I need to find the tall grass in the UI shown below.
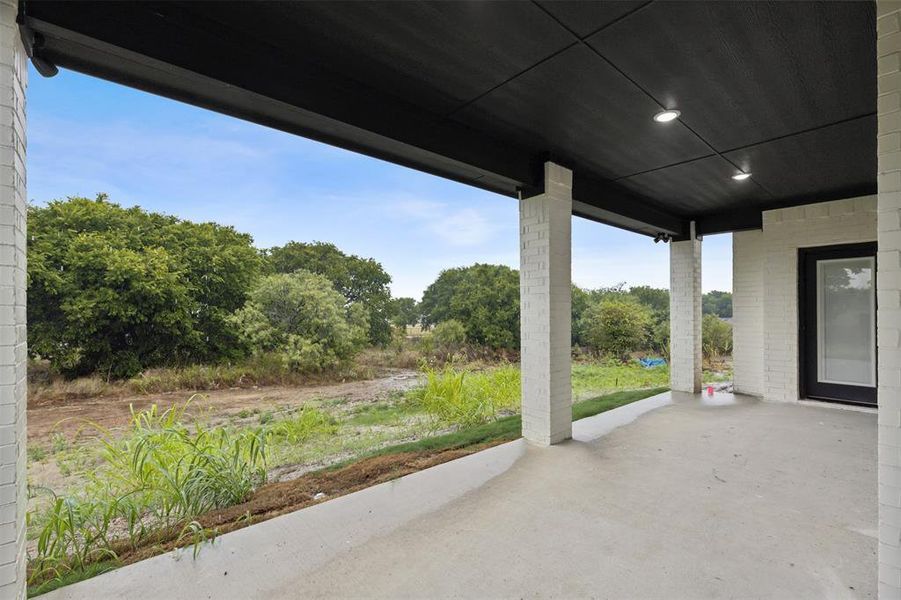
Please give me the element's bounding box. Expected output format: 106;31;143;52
28;353;375;402
28;401;269;587
409;366;520;427
267;407;338;444
100;403;268;518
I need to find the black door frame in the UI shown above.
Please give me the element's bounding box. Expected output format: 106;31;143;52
798;241;878;406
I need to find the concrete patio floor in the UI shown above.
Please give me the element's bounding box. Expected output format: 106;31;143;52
45;391;877;599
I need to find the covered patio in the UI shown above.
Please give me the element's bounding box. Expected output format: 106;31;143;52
41;391;877;599
0;0;897;597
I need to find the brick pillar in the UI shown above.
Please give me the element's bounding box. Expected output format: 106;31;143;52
878;3;901;597
731;230;764;397
669;228;702;394
520;162;572;446
0;2;26;598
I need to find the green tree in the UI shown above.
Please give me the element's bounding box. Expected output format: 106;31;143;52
28;196;262;378
628;286;670;356
265;241;393;345
572;285;591;346
420;264;520;349
231;270;368;372
629;286;670;316
702;314;733;359
702;290;733;318
389;297;420;328
578;296;652;359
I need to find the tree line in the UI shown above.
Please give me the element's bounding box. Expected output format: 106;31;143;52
417;272;731;360
28;196;732;379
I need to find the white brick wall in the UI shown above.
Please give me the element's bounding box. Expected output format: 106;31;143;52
732;198;877;403
670;236;702;393
0;2;26;598
770;198;875;403
879;2;901;597
732;230;764;396
520;162;572;446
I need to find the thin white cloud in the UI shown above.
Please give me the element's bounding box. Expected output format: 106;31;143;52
430;207;493;246
390;197;446;220
394;199;500;247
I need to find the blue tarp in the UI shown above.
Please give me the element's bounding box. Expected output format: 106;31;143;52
638;357;667;368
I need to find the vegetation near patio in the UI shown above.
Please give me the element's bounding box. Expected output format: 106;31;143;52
24;196;734;595
26;385;666;597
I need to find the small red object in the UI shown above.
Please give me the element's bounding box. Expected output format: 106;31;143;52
706;386;714;396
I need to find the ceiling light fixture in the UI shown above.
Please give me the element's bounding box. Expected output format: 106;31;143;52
732;172;752;181
653;109;680;123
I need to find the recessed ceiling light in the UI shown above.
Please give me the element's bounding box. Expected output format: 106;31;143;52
732;172;751;181
653;109;681;123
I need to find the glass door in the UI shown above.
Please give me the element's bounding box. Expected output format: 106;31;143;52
800;243;877;405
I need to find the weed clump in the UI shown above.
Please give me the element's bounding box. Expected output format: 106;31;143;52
409;365;520;427
28;400;267;588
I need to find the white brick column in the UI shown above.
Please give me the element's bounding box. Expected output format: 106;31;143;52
520;162;572;446
0;3;26;598
669;228;702;393
732;230;764;397
879;3;901;597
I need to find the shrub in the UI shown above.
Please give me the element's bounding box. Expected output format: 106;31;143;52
231;271;368;373
430;320;467;359
651;319;670;359
571;285;592;346
419;264;520;349
410;365;520;427
265;241;394;345
578;297;652;359
702;314;733;359
417;319;467;364
28;195;262;378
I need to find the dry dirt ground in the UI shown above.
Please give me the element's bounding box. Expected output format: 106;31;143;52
27;369;421;448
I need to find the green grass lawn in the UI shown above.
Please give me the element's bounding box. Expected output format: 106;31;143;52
571;361;670;400
572;359;731;400
329;386;670;469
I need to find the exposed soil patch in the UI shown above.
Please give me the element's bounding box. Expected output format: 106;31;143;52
27;369;420;447
96;442;502;570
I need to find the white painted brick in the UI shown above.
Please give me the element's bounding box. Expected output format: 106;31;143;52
670;237;702;393
880;5;901;598
0;4;24;597
732;230;765;396
732;196;877;403
520;162;572;446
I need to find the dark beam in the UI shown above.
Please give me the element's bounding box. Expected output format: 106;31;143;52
695;210;762;237
23;1;685;238
572;173;686;236
23;1;545;196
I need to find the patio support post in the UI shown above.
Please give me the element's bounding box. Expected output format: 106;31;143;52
0;2;26;598
878;2;901;597
520;162;572;446
669;223;702;393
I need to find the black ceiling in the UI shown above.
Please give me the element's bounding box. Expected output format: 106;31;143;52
19;0;877;237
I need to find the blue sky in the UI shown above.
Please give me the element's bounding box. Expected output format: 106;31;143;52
26;67;732;300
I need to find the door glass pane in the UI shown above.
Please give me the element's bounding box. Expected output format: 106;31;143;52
816;257;876;387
